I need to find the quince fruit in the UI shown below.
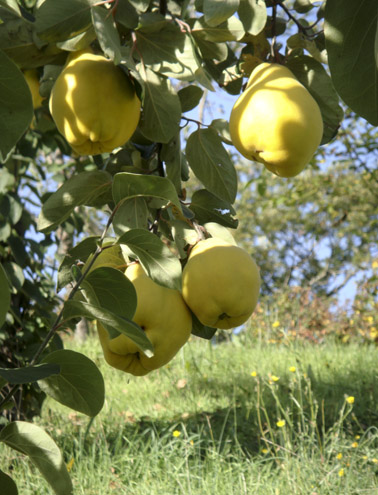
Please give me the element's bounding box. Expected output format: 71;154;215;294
229;62;323;177
182;238;260;330
97;263;192;376
24;69;44;109
49;51;141;156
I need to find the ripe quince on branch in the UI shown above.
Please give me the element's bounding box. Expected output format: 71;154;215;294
49;50;141;156
182;237;261;330
98;263;192;376
229;62;323;178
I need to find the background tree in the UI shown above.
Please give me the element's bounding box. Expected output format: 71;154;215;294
0;0;377;493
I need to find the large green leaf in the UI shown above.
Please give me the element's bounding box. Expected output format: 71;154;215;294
0;262;10;327
204;0;239;27
238;0;267;35
35;0;96;43
112;172;182;212
0;421;73;495
91;5;122;64
138;67;181;143
192;15;245;42
83;266;137;321
39;350;104;417
186;128;237;203
286;55;344;144
135;15;186;64
178;85;204;112
118;229;182;290
0;50;33;161
0;364;60;385
37;171;112;233
0;469;18;495
62;300;153;355
324;0;378;125
112;197;149;235
189;189;238;228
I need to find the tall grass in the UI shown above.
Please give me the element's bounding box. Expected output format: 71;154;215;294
3;330;378;494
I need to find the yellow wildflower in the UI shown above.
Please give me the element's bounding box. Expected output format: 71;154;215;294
172;430;181;438
271;375;280;382
251;371;257;377
272;320;280;328
336;453;343;460
351;442;358;448
276;420;286;428
338;468;345;477
289;366;296;373
346;396;355;404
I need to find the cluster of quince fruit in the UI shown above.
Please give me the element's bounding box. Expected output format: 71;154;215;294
29;50;322;177
92;237;260;376
28;51;323;375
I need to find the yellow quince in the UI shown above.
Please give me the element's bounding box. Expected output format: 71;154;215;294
229;62;323;177
182;237;260;330
97;263;192;376
49;51;141;156
24;69;44;109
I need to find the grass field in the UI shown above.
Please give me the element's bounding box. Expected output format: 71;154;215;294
3;329;378;494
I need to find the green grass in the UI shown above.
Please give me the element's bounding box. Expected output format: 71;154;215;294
3;332;378;494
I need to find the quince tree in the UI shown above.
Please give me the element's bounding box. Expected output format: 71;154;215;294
0;0;376;493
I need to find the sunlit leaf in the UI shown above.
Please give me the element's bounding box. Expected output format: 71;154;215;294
0;421;73;495
324;0;378;125
37;171;112;233
62;300;153;355
118;229;182;290
112;172;182;212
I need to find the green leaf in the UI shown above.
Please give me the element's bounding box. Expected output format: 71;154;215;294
178;85;204;112
0;50;33;161
0;0;21;17
37;171;112;233
2;261;24;292
112;172;182;212
83;266;137;321
35;0;96;43
293;0;315;14
0;421;73;495
91;5;122;64
135;16;185;65
0;364;60;385
0;470;18;495
204;0;239;27
286;55;344;144
238;0;267;35
324;0;378;125
39;349;104;417
62;300;153;356
0;262;11;327
118;229;182;290
58;236;100;291
186;128;237;203
138;67;181;143
203;222;238;245
189;189;238;228
192;15;245;42
191;312;217;339
112;197;149;235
